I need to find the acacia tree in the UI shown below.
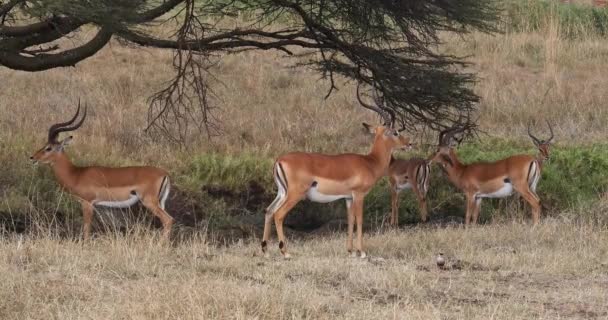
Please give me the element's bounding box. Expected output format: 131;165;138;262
0;0;498;142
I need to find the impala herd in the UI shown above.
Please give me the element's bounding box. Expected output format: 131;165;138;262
29;93;554;259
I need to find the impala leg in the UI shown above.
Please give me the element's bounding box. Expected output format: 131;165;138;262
352;195;366;258
472;197;482;224
413;185;428;223
346;199;355;257
142;198;174;240
465;195;475;226
262;210;273;255
273;197;299;259
80;201;94;241
390;188;399;227
515;185;541;225
262;192;286;256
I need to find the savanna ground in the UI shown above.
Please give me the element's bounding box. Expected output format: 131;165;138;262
1;1;608;319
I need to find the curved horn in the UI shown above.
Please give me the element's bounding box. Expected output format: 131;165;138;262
48;99;81;143
527;121;542;145
397;120;406;132
357;83;391;126
546;120;554;143
438;125;462;146
383;107;396;129
48;101;87;142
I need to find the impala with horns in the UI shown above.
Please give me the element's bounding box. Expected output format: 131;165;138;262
429;122;554;225
261;85;413;259
30;102;174;240
386;155;432;226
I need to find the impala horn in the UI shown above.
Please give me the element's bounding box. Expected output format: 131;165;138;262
546;120;554;143
528;120;554;145
357;82;395;128
438;125;463;147
48;100;88;143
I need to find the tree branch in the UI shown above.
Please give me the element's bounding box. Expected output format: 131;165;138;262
120;29;325;52
0;0;23;17
0;27;112;71
132;0;185;23
0;16;74;37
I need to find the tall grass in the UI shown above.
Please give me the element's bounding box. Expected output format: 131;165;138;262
505;0;608;37
2;0;608;235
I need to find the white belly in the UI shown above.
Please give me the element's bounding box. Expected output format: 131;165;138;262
396;182;412;191
306;187;351;203
94;194;140;208
477;183;513;199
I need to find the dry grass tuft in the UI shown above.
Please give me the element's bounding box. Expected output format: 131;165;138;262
0;220;607;319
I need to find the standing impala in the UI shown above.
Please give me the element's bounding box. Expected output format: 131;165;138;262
386;155;432;226
429;122;554;225
261;86;412;259
30;102;174;239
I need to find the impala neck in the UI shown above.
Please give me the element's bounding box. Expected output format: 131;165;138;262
50;153;80;192
443;148;466;187
367;136;394;177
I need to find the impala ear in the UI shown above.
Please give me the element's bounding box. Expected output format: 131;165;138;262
58;135;74;150
362;122;375;135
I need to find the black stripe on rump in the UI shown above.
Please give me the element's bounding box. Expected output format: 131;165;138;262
416;165;424;187
278;162;288;189
157;176;168;199
526;161;535;184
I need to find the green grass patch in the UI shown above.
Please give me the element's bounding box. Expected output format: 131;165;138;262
505;0;608;38
3;140;607;232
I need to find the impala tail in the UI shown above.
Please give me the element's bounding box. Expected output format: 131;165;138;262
416;161;431;195
266;161;288;215
527;160;541;193
158;176;171;210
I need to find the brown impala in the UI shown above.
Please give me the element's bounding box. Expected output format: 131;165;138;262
261;86;413;259
429;122;554;225
30;102;174;239
386;155;432;226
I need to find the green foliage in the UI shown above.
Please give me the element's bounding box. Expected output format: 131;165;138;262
179;153;274;192
505;0;608;37
4;140;606;230
175;141;608;225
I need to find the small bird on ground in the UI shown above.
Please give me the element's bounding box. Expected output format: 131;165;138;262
436;253;446;269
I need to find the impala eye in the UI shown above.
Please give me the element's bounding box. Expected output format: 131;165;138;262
45;146;52;152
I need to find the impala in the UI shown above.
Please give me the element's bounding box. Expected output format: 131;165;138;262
386;156;432;226
30;102;174;239
429;122;554;225
261;86;413;259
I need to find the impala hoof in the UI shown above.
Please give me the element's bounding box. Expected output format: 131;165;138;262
349;251;357;258
359;251;367;259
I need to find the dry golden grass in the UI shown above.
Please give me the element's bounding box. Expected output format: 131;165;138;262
0;219;607;319
1;20;607;169
2;11;608;320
